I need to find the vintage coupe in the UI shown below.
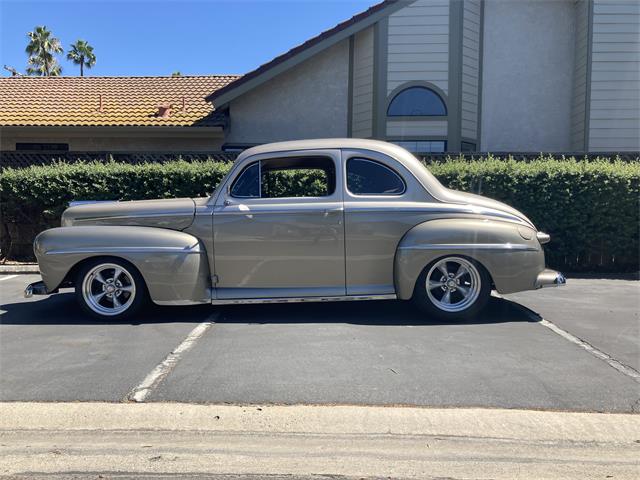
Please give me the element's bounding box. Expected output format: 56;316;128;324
26;139;565;319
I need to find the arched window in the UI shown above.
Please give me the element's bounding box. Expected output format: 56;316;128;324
387;86;447;117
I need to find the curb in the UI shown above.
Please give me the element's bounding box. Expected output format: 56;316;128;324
2;403;638;480
0;265;39;274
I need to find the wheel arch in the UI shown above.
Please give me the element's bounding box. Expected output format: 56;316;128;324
34;226;211;305
394;218;544;299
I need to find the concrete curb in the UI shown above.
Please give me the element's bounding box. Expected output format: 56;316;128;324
0;265;39;274
1;403;638;479
2;403;638;441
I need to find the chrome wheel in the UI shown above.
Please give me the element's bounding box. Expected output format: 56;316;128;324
81;263;136;316
425;257;481;313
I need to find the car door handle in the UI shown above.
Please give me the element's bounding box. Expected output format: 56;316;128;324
323;207;344;216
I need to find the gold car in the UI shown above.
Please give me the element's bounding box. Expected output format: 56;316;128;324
26;139;565;319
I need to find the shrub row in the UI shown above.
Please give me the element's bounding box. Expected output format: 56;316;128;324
1;155;638;272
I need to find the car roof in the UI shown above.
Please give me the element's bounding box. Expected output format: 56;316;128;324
233;138;448;201
238;138;410;162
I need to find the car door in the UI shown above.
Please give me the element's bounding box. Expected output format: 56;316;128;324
342;149;432;296
212;149;345;299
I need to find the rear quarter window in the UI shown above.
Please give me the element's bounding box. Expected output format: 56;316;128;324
346;158;406;196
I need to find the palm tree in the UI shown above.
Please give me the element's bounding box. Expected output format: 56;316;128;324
25;26;63;76
67;40;96;76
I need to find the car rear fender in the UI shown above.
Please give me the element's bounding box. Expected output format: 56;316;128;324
34;226;211;305
394;218;545;299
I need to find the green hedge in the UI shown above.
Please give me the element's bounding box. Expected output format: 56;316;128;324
1;156;638;272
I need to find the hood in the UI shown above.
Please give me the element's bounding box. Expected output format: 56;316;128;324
440;189;535;228
61;198;196;230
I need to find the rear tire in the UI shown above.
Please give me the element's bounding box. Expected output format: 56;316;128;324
412;256;491;320
75;258;148;320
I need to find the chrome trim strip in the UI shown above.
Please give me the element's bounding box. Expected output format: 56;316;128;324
344;203;529;226
69;200;118;207
211;294;397;305
398;243;538;252
154;299;210;306
74;211;194;222
45;245;202;255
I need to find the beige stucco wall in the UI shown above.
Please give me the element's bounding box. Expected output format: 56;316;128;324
480;0;576;152
225;40;350;144
0;127;224;152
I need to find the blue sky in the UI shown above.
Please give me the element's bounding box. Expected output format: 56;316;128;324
0;0;371;77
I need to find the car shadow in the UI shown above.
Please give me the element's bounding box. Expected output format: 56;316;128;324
1;292;540;326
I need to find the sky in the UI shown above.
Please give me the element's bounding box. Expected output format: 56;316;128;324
0;0;372;77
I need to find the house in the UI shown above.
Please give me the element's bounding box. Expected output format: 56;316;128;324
0;75;239;152
209;0;640;153
1;0;638;156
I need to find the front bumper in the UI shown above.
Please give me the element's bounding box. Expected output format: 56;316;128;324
24;281;56;298
535;269;566;289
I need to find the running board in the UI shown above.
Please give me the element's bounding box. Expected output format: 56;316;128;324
211;294;397;305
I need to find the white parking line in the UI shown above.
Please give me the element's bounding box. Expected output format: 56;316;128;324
126;312;218;402
538;318;640;383
0;275;18;282
501;295;640;383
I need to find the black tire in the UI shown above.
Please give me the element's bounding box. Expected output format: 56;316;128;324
411;256;491;321
75;257;148;320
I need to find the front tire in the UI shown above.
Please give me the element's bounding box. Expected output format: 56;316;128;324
75;258;148;319
412;256;491;320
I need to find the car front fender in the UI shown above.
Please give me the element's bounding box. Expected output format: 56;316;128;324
34;226;210;305
394;218;545;299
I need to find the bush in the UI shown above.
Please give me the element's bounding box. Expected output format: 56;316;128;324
1;155;638;272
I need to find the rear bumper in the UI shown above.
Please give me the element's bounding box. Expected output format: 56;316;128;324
24;281;56;298
535;269;566;289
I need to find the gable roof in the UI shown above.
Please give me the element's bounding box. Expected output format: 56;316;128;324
206;0;409;106
0;75;240;128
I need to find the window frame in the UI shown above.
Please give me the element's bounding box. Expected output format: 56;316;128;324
345;157;407;197
386;85;448;118
229;161;261;199
228;155;338;201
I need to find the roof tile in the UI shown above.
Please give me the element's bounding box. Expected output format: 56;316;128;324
0;75;240;127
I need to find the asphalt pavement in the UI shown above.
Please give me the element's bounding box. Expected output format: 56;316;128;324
1;274;638;412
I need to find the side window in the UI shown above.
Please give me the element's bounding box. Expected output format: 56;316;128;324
232;156;336;199
347;158;405;196
230;162;260;198
261;167;332;198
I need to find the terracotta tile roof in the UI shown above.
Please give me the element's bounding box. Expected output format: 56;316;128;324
206;0;399;103
0;75;241;127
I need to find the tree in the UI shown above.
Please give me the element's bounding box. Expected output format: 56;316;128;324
67;40;96;76
171;71;182;77
25;26;63;76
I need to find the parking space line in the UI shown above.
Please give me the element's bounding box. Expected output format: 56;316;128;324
0;275;18;282
125;312;218;402
538;318;640;383
501;295;640;384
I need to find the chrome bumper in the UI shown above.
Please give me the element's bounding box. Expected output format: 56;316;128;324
535;269;566;289
24;281;52;298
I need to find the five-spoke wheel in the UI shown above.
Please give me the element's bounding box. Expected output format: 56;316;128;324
76;258;147;319
413;256;491;320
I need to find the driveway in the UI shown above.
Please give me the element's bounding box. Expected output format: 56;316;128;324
1;274;638;412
